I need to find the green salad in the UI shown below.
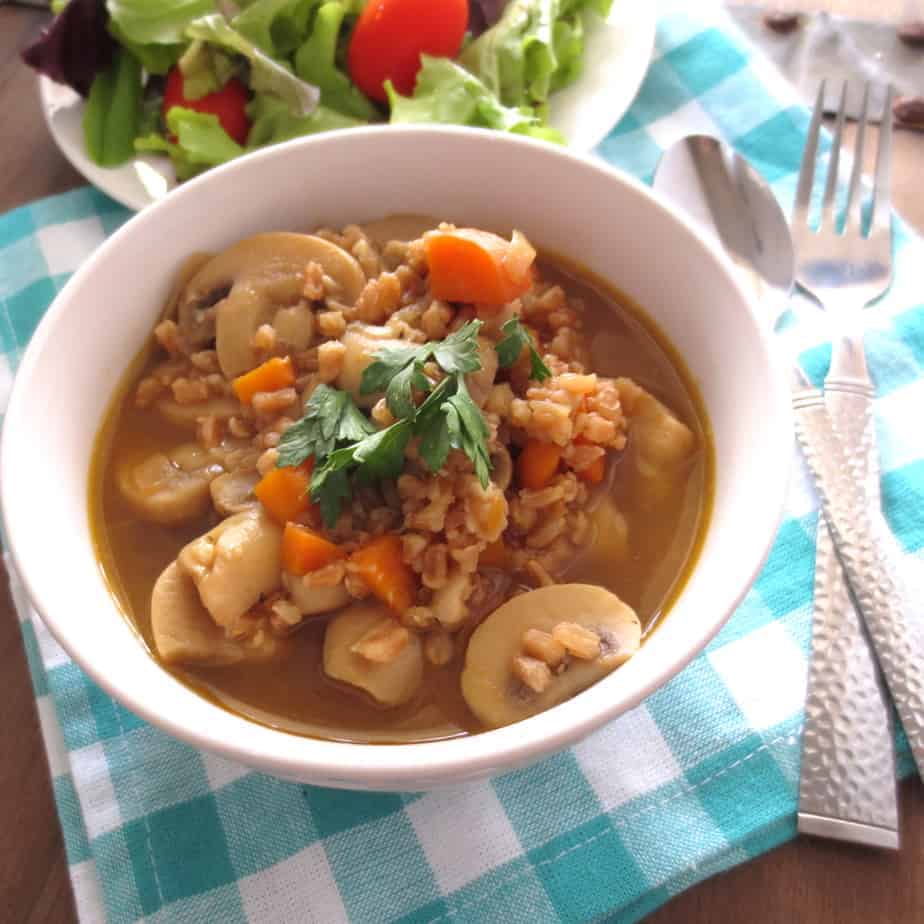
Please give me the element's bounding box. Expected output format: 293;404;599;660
24;0;613;182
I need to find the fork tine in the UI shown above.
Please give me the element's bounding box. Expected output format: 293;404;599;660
872;84;894;233
820;81;848;229
844;83;870;234
794;80;826;228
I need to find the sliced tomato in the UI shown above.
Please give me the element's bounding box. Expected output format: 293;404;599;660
347;0;468;104
162;67;251;145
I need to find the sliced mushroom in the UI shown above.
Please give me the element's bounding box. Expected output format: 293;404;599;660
465;336;499;407
272;302;315;348
155;393;241;430
117;443;223;525
151;562;281;666
461;583;641;728
282;571;351;617
627;391;696;508
178;508;283;634
337;323;409;407
587;499;629;564
174;233;364;377
323;602;423;707
209;470;260;516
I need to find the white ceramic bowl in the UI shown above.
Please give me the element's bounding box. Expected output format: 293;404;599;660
1;127;791;790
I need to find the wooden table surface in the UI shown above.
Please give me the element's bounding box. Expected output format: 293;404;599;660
2;5;923;923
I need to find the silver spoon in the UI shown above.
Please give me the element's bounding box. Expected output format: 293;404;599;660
652;135;793;328
653;135;899;849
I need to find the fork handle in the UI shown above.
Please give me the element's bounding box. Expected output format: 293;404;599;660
797;339;898;847
826;330;872;391
792;381;924;781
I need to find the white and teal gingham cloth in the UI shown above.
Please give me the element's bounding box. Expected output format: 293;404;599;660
3;6;924;923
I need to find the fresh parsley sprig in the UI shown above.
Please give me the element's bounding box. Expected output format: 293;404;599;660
276;384;376;469
279;321;495;528
496;317;551;382
360;320;484;418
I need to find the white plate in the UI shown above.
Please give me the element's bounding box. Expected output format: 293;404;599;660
38;2;655;212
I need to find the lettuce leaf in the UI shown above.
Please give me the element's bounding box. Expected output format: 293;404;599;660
246;93;363;147
83;46;143;165
232;0;320;57
186;13;321;116
136;106;245;179
386;55;564;143
22;0;115;98
459;0;612;108
106;0;214;45
293;2;378;120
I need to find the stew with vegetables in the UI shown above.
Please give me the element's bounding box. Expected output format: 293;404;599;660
90;216;713;743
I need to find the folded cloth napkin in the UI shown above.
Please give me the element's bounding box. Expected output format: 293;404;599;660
3;5;923;923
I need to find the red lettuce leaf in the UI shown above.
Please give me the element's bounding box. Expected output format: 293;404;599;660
22;0;115;98
468;0;509;36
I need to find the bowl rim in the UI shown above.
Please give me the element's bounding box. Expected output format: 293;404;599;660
1;125;793;787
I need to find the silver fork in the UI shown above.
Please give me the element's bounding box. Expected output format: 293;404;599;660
794;81;900;848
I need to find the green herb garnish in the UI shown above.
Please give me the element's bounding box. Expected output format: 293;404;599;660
360;320;484;418
495;317;551;382
276;383;376;468
282;322;494;528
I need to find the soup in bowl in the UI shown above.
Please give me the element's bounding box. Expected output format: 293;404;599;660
1;127;789;788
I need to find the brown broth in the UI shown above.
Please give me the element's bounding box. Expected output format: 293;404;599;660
89;257;714;744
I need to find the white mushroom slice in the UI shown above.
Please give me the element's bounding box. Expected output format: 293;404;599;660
323;602;423;707
155;394;240;430
151;562;281;666
282;571;351;616
337;323;408;407
117;444;223;525
587;499;629;564
628;391;696;508
178;509;283;634
465;336;499;407
209;470;260;516
272;303;315;350
461;584;641;728
175;233;364;377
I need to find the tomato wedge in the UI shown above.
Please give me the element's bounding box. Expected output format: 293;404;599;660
162;67;251;145
347;0;468;103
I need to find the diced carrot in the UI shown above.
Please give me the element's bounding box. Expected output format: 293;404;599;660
516;440;562;490
232;356;295;405
350;534;416;613
282;523;344;575
254;458;314;525
479;539;508;568
576;454;606;485
423;229;535;306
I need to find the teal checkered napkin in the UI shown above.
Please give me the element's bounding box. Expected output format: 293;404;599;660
3;5;923;922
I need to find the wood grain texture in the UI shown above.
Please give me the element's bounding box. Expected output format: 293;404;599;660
1;4;922;923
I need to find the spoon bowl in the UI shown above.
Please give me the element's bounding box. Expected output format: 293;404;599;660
653;134;795;326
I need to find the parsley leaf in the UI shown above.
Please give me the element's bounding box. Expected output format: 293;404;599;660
385;359;429;420
310;420;414;526
276;384;375;468
360;342;423;396
294;322;495;527
496;317;551;382
446;379;492;488
431;320;484;375
360;320;484;419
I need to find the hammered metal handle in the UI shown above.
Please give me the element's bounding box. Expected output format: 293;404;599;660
797;361;898;845
793;382;924;780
